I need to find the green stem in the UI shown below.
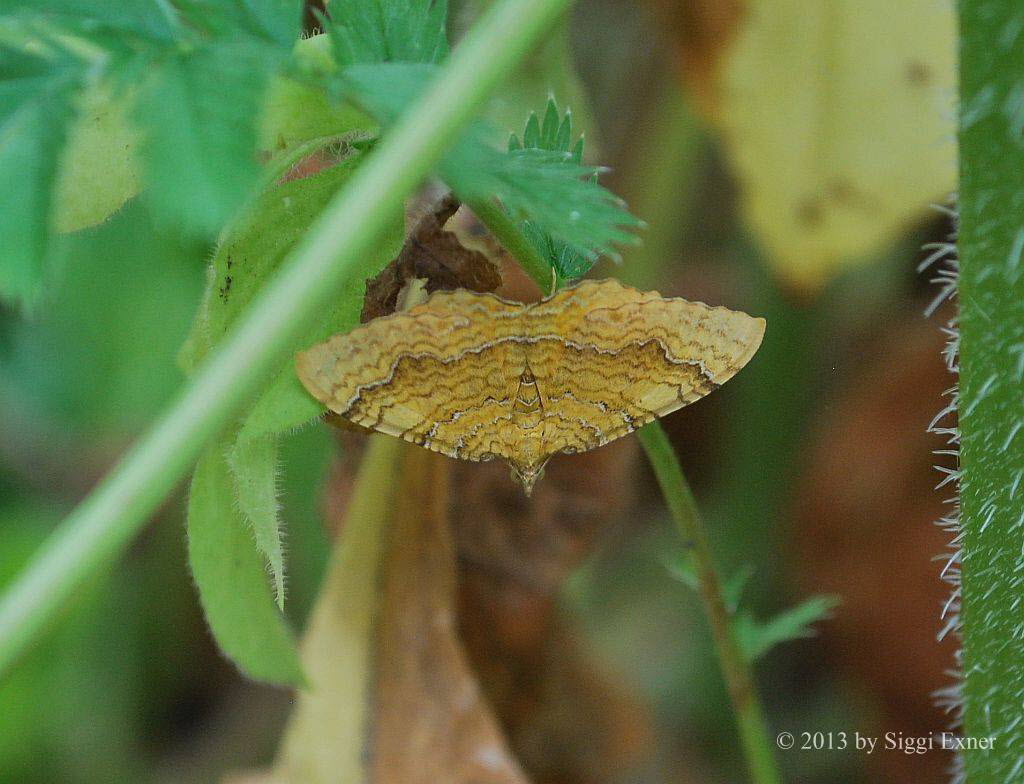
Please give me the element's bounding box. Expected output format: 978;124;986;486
637;424;782;784
465;195;557;290
958;1;1024;778
0;0;574;678
506;198;781;784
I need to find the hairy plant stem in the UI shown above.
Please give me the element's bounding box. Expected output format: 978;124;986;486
637;424;782;784
958;2;1024;778
0;0;574;678
505;222;782;784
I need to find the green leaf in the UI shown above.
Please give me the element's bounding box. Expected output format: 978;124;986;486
493;97;637;279
338;60;435;121
179;151;402;614
324;0;448;66
339;66;639;277
259;79;375;157
258;33;377;155
667;557;837;662
733;595;838;663
226;436;286;608
137;40;284;235
176;0;303;46
482;14;596;153
52;80;141;233
445;140;638;277
187;443;303;686
0;48;77;305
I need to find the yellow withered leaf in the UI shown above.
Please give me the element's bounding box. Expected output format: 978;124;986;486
296;279;765;494
719;0;956;291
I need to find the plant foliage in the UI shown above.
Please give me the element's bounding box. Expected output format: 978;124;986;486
0;0;635;306
0;0;639;681
667;559;838;663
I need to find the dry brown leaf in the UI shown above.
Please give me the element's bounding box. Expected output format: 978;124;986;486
361;194;502;323
372;447;530;784
272;436;404;784
791;313;957;783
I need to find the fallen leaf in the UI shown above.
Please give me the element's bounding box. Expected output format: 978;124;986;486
360;193;502;322
791;312;958;782
372;447;530;784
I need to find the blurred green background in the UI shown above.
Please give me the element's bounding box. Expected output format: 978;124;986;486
0;1;958;782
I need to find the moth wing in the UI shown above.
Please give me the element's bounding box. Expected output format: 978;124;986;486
525;279;765;450
295;289;527;460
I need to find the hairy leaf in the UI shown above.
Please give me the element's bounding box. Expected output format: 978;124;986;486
181;152;403;434
180;153;401;610
188;443;303;686
259;77;375;157
959;2;1024;776
226;436;286;608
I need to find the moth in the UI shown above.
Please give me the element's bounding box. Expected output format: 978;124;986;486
297;279;765;494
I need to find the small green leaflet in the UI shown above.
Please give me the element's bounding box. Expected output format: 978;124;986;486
506;97;640;279
733;594;840;663
667;558;838;662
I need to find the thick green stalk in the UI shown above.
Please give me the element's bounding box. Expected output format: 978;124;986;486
637;424;782;784
0;0;573;678
958;2;1024;779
